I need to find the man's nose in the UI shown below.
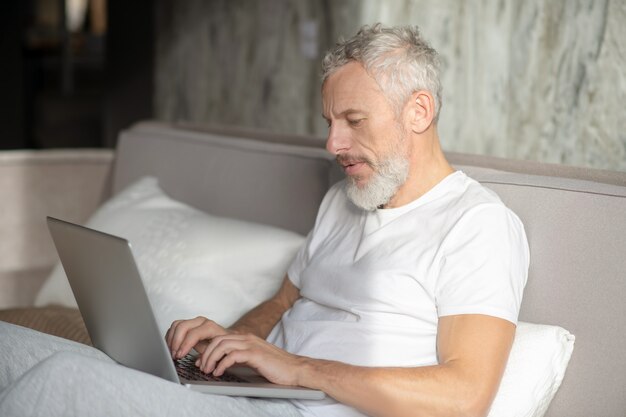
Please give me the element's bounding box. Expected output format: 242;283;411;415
325;125;350;155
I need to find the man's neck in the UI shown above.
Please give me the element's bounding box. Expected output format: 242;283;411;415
382;131;454;209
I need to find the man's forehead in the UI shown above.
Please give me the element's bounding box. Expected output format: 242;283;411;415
322;62;386;114
323;61;375;90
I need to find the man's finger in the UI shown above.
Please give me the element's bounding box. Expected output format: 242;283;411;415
170;317;210;356
165;320;182;348
177;324;224;359
198;337;248;373
213;350;248;376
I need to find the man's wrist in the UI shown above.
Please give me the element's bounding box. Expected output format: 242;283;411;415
226;325;250;335
295;356;320;389
296;356;342;390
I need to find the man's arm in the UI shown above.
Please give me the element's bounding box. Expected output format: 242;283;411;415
297;314;514;417
200;314;514;417
165;275;299;358
228;275;300;338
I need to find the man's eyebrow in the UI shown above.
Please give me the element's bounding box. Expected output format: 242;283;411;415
341;108;366;116
322;109;367;120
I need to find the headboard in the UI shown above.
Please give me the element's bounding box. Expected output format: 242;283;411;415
115;122;339;236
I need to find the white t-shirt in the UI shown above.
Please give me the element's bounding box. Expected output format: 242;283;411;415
267;171;529;417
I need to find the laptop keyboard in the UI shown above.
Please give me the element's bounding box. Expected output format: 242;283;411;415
175;354;248;383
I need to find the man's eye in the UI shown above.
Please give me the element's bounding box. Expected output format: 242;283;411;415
348;119;363;126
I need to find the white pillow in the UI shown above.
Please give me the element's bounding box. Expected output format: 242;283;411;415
488;321;575;417
35;177;305;333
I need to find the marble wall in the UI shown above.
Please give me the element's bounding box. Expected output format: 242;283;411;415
155;0;626;171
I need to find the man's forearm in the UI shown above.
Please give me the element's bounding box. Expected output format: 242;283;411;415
228;275;299;339
297;359;490;417
228;298;287;339
293;315;515;417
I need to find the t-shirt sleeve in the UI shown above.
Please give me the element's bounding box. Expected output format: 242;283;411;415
435;203;529;324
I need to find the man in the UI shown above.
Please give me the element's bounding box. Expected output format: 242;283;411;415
166;24;529;417
0;24;527;417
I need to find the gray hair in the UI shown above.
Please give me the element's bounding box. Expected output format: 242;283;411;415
322;24;442;121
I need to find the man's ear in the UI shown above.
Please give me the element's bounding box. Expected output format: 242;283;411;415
407;90;436;134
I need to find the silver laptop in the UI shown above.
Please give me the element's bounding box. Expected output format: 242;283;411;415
46;216;324;400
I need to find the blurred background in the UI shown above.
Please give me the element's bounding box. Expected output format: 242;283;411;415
1;0;624;171
1;0;150;149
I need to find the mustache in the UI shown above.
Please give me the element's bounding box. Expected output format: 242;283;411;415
336;154;374;167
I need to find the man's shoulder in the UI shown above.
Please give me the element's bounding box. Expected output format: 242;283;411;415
441;172;524;232
448;172;510;213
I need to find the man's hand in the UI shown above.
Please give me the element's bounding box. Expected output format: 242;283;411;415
164;276;303;385
165;316;231;359
195;333;305;386
165;316;305;386
165;276;299;362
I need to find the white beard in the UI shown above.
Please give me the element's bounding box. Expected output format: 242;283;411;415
345;153;409;211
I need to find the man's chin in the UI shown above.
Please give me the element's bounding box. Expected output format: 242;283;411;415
345;179;389;211
343;152;409;211
346;175;370;189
